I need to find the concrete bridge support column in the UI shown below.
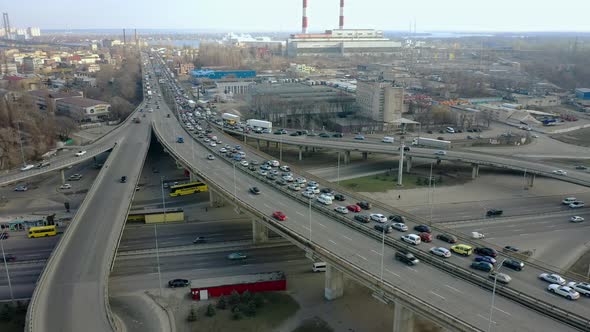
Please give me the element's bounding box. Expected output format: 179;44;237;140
362;152;368;160
406;156;412;173
471;163;480;179
252;219;269;244
266;140;270;149
343;151;351;165
189;172;197;182
209;189;224;208
527;173;535;187
256;139;260;150
305;146;309;152
299;146;303;161
244;134;247;143
60;169;65;184
324;265;344;300
393;301;415;332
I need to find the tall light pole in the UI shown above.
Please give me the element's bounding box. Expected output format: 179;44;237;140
0;233;14;303
279;134;283;162
233;161;237;200
488;258;508;332
16;121;26;166
397;140;405;186
308;198;312;242
337;151;341;185
429;162;435;225
379;226;386;284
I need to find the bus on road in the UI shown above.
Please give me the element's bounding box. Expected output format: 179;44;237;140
28;225;57;238
169;182;208;197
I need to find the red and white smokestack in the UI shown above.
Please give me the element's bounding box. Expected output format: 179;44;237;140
339;0;344;30
302;0;308;34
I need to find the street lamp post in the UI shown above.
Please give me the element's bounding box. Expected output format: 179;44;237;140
279;134;283;162
488;258;508;332
16;121;26;167
379;226;386;284
337;152;341;185
308;198;312;242
0;234;14;303
429;162;434;225
233;161;237;200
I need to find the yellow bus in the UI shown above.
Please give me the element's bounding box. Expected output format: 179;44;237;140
28;225;57;238
169;182;208;197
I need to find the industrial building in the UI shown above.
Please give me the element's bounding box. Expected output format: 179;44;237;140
190;272;286;301
191;69;256;80
356;81;405;126
287;0;401;57
56;97;111;122
248;83;356;128
575;88;590;100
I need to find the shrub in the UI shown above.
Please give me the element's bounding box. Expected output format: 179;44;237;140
415;178;422;185
206;304;216;317
253;293;264;308
229;290;241;306
0;304;12;322
187;306;197;322
244;300;257;317
232;307;243;320
241;290;252;303
216;295;227;310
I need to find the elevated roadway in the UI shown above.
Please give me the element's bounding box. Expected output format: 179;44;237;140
152;98;582;332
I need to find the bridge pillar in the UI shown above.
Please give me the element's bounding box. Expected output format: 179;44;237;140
266;140;270;149
299;146;303;161
244;134;247;143
527;173;535;188
471;163;480;179
252;219;269;244
60;169;65;184
393;301;415;332
362;152;368;160
324;264;344;300
406;156;412;173
305;146;309;152
209;189;224;207
343;151;351;165
256;139;260;150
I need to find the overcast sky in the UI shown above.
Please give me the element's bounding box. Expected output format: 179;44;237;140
5;0;590;32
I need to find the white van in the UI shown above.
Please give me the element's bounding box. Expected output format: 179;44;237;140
317;195;333;205
312;262;327;272
382;136;395;143
471;231;485;239
446;127;455;133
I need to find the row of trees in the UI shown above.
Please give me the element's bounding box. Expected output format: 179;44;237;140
412;105;492;129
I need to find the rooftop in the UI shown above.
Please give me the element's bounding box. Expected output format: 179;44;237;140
29;90;83;99
190;271;285;289
59;97;110;108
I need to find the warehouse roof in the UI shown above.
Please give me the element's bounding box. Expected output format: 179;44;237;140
191;271;285;289
58;97;110;108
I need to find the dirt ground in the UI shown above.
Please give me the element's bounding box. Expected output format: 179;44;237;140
550;127;590;147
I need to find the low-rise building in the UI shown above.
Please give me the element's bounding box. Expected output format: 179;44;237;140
29;89;83;112
356;81;405;127
575;88;590;100
56;97;111;122
512;94;560;108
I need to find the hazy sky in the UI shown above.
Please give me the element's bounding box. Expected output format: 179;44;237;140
5;0;590;32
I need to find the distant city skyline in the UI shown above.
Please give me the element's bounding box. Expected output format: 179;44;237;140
3;0;590;32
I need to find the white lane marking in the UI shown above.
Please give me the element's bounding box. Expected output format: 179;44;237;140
429;291;445;300
302;225;310;231
512;229;524;232
371;249;383;256
329;239;337;245
406;266;418;272
385;269;400;278
356;254;368;261
296;211;305;217
445;285;463;294
493;306;511;316
342;235;353;241
477;314;496;324
317;223;327;228
263;204;272;209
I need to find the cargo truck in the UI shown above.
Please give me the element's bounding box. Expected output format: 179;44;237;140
246;119;272;131
222;113;240;125
412;137;451;149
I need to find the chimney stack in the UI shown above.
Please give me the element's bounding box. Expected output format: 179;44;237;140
302;0;308;34
339;0;344;30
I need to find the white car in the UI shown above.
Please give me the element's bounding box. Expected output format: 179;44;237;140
569;201;585;209
567;282;590;297
570;216;585;223
539;273;566;285
334;206;348;214
562;197;577;205
258;170;268;176
317;195;332;205
207;154;215;160
430;247;451;258
270;160;280;167
308;181;318;187
401;234;421;245
434;150;447;156
370;213;387;223
295;177;307;184
302;191;315;199
75;150;87;157
392;223;408;232
306;186;320;194
240;160;249;167
288;184;301;191
547;284;580;300
552;169;567;176
59;183;72;190
280;166;291;172
210;142;217;147
282;175;294;182
220;148;227;153
20;164;35;171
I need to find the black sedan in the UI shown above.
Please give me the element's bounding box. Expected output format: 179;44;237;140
414;224;431;233
354;215;370;223
357;201;371;210
435;233;457;243
502;259;524;271
249;187;261;195
474;247;498;258
389;215;406;223
168;279;190;288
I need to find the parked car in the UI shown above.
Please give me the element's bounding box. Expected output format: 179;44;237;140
539;273;566;285
249;187;261;195
395;250;419;266
370;213;387;223
502;259;524;271
429;247;451;258
357;201;371;210
354;215;370;223
547;284;580;300
470;261;493;272
401;234;421;245
436;233;457;243
392;222;408;232
75;150;87;157
486;209;503;217
168;279;190;288
414;224;431;233
120;176;127;183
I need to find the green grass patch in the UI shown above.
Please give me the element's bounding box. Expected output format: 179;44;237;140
339;173;440;192
188;292;300;332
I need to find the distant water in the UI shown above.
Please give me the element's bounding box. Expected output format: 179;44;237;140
146;39;200;48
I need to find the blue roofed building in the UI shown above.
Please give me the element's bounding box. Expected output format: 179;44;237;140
575;88;590;100
191;69;256;80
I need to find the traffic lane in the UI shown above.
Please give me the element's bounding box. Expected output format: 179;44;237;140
111;245;305;277
157;113;580;331
38;117;151;331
